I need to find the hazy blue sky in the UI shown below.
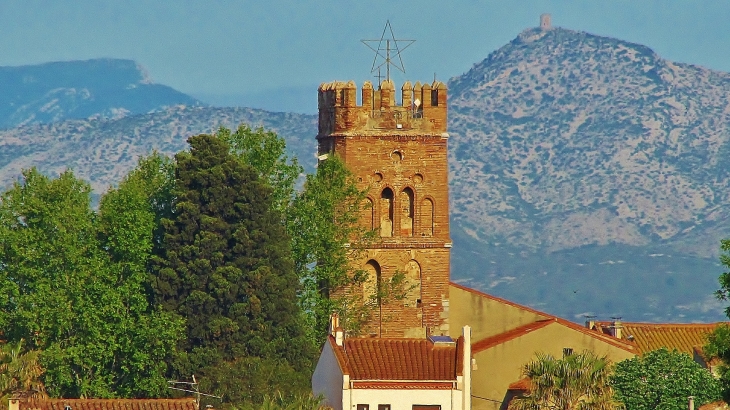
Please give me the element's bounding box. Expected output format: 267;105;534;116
2;1;730;112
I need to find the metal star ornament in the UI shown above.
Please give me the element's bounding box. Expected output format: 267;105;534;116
361;20;415;84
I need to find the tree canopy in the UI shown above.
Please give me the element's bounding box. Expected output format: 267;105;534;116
150;133;311;376
612;348;721;410
509;350;621;410
708;238;730;400
287;154;382;344
0;123;378;405
0;339;46;408
0;167;182;398
217;124;301;218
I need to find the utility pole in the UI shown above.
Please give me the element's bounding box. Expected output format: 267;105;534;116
168;375;222;410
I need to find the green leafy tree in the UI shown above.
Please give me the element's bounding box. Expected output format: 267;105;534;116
509;350;621;410
197;357;312;407
287;154;381;344
217;124;302;218
704;324;730;402
709;238;730;400
612;348;721;410
715;238;730;317
0;339;46;408
150;134;311;376
234;393;324;410
0;168;181;398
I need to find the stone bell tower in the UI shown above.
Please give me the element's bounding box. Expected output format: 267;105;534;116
317;79;451;338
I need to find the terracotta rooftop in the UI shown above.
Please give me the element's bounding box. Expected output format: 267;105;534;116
596;322;724;355
472;320;553;353
15;399;198;410
329;335;463;381
699;401;730;410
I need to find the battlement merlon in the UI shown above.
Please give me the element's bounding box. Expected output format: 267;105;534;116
317;80;447;135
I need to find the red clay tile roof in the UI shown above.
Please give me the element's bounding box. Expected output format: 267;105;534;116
17;399;198;410
451;282;636;353
472;320;553;353
352;382;454;390
329;335;463;381
699;401;730;410
604;322;724;356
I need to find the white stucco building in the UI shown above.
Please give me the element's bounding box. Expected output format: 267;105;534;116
312;321;472;410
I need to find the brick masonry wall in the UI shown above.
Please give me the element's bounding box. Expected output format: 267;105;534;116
318;80;452;338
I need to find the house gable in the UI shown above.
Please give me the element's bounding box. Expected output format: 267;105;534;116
312;337;346;409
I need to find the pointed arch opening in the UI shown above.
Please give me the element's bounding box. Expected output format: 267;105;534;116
400;188;414;236
363;260;382;306
380;188;394;237
404;260;422;308
421;198;434;237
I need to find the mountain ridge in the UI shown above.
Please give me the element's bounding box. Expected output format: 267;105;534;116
0;58;202;129
1;28;728;322
445;26;729;321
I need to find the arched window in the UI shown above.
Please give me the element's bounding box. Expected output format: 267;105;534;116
421;198;434;237
400;188;414;236
361;197;374;230
404;260;421;307
380;188;394;237
363;260;381;305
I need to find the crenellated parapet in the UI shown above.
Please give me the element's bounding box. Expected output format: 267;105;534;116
318;80;447;136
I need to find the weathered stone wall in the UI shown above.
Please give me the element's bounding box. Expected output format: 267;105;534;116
318;80;451;338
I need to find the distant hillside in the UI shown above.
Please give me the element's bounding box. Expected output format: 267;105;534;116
447;27;730;322
0;59;202;129
0;106;316;193
3;30;730;323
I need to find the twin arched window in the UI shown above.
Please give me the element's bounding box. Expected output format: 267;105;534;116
373;187;433;238
363;259;422;308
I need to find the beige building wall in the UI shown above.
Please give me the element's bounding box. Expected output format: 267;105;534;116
469;322;634;410
448;284;636;410
449;283;547;342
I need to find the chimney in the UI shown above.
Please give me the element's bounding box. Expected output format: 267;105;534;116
689;396;695;410
612;318;623;339
9;398;19;410
329;313;340;337
329;313;344;346
335;327;344;347
463;325;472;410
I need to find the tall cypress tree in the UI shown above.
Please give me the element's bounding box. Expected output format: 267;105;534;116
151;134;308;373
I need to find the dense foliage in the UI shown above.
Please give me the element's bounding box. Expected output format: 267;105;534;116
0;168;182;398
715;238;730;318
509;350;621;410
0;124;389;405
217;124;301;219
287;155;370;343
0;339;46;408
612;348;721;410
150;134;311;374
707;237;730;401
